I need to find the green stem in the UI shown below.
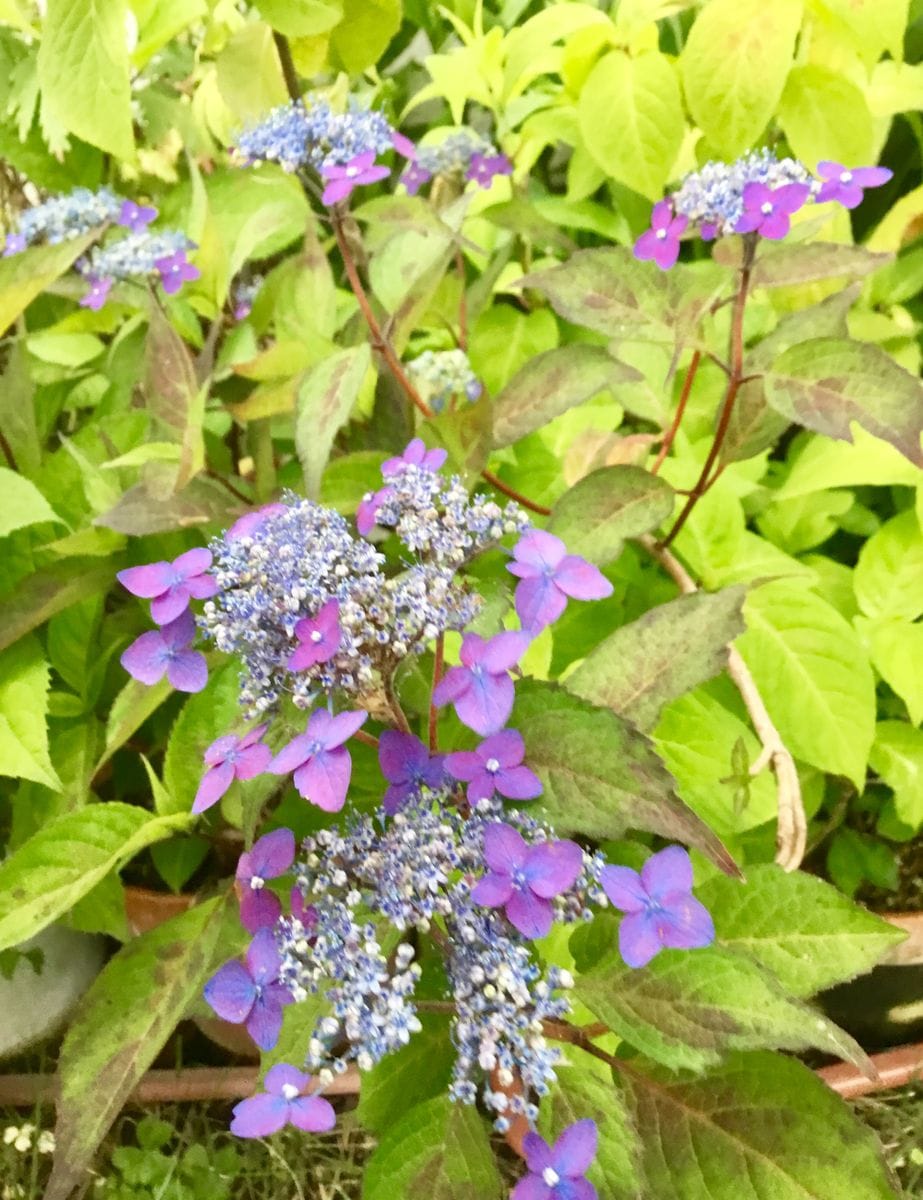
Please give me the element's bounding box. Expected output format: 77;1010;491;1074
248;418;276;503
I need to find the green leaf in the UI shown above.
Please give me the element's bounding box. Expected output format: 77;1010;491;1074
736;581;876;787
45;896;234;1200
869;720;923;830
150;835;210;894
143;304;205;490
776;426;922;501
623;1051;897;1199
854;510;923;622
749;243;890;290
37;0;134;159
549;465;674;565
539;1061;643;1200
818;0;908;63
697;863;906;997
680;0;803;158
320;451;388;514
329;0;402;74
257;0;343;36
764;338;923;467
215;21;288;122
0;560;116;653
862;618;923;726
99;675;172;771
578;49;685;200
0;803;191;951
568;588;746;731
363;1096;501;1200
492;346;638;448
0;467;62;537
513;680;738;875
575;945;868;1073
469;305;559;397
0;634;60;790
296;345;372;499
778;65;875;168
0;234;96;336
358;1013;454;1134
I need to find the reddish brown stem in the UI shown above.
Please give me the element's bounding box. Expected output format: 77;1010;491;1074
429;633;444;752
659;260;752;549
481;468;552;515
650;348;701;476
353;728;380;749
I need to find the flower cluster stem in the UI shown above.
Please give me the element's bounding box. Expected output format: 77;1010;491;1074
650;348;701;476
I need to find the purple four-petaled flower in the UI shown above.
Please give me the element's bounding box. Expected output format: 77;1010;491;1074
401;161;433;195
117;199;158;231
120;609;207;693
600;845;715;969
379;731;446;814
193;725;273;814
288;599;342;672
79;276;113;310
235;827;296;932
471;822;583;939
382;436;448;478
118;547;218;625
507;530;613;634
356;485;394;537
445;729;542;806
155;249;200;294
269;709;368;812
204;928;293;1051
466;153;513;189
634;201;688;270
321;152;390;205
734;182;810;240
230;1064;335;1139
226;502;286;541
432;631;530;736
513;1119;598;1200
816;160;893;209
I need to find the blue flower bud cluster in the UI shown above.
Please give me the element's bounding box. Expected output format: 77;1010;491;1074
416;128;498;176
199;492;484;716
671;149;815;236
76;229;193;284
407;349;483;413
6;186;122;251
233;97;396;174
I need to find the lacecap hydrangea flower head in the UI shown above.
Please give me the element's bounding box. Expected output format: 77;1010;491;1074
115;438;716;1187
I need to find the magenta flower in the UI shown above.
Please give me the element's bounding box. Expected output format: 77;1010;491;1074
514;1119;598;1200
226;502;286;541
816;161;893;209
155;249;200;294
193;725;273;815
269;709;368;812
507;530;613;634
118;548;218;625
700;221;718;242
735;182;810;240
401;161;432;195
236;828;296;932
378;731;446;814
230;1064;335;1139
391;131;416;159
634;201;688;270
321;152;390;205
600;845;715;969
356;485;394;536
432;631;530;735
288;599;342;672
79;276;113;310
466;153;513;188
382;437;448;478
203;929;293;1050
120;609;207;693
3;232;25;256
290;886;318;931
117;199;158;231
471;822;583;939
445;730;542;806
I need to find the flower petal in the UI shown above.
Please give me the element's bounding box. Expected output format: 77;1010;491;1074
245;928;281;984
552;1118;598;1177
250;828;296;879
599;865;647;914
204;734;239;767
444;750;483;783
192;761;235;813
456;670;515;735
482;822;527;873
640;845;693;898
235;742;272;780
120;631;168;685
618;910;663;968
522;1130;553;1173
173;547;213;579
229;1094;289;1138
480;631;530;674
295;747;351;811
290;1094;336;1133
470;872;515;907
150;586;191;626
511;1176;552;1200
515;575;568;633
318;709;367;749
657;892;715;951
432;665;471;707
480;729;525;768
553;557;613;601
506;888;553;939
246;995;285;1050
117;562;173;598
513;529;567;571
166;649;208;693
523;839;583;898
239;888;282;934
265;1064;312;1095
269;734;313;775
204;960;255;1022
495;765;542;800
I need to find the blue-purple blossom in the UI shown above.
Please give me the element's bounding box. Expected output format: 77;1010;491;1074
193;725;273;814
600;845;715;968
401;160;432;194
508;530;613;634
433;631;530;735
445;729;541;806
118;199;158;231
466;152;513;188
515;1119;598;1200
233;98;401;175
321;151;390;204
120;609;207;693
156;249;200;294
204;928;293;1050
4;186;122;251
230;1064;335;1138
75;229;198;303
633;200;688;271
236;828;296;932
816;161;893;208
382;436;448;478
471;822;583;939
734;181;810;240
379;731;446;813
269;709;368;812
79;277;113;311
118;548;218;625
288;599;342;672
